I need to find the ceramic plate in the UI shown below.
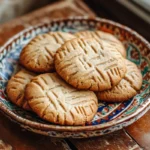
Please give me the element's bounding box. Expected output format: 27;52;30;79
0;17;150;138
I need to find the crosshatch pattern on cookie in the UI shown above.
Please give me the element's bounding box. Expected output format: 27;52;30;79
20;32;75;73
25;73;98;125
75;30;126;58
75;30;120;42
6;70;36;110
97;60;143;102
55;38;126;91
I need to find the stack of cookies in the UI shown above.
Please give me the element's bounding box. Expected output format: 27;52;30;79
6;31;142;126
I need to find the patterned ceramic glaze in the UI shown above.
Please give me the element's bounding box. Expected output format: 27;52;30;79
0;17;150;138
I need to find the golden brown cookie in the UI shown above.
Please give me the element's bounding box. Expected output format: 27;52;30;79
55;38;126;91
20;32;75;73
97;59;142;102
25;73;98;125
6;70;36;110
75;30;126;57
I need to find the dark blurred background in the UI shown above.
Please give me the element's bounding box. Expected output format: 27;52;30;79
0;0;150;41
84;0;150;41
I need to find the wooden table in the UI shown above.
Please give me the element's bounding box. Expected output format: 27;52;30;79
0;0;150;149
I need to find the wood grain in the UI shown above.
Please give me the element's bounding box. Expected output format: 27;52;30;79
0;112;70;150
70;129;141;150
126;109;150;150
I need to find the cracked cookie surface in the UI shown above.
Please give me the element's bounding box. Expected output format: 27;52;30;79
20;32;75;73
6;70;36;110
55;38;126;91
75;30;126;58
25;73;98;125
97;59;142;102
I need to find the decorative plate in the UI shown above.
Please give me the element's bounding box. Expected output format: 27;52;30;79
0;17;150;138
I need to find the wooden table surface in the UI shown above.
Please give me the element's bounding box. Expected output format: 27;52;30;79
0;0;150;150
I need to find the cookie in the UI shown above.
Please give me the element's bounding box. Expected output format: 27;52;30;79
75;30;126;57
6;70;36;110
55;38;126;91
20;32;75;73
97;59;142;102
25;73;98;125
